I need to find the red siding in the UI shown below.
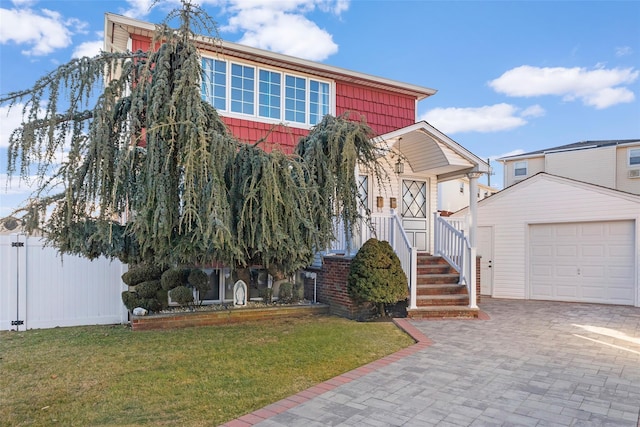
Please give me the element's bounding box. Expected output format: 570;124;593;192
122;34;418;151
131;34;151;52
335;82;415;136
221;118;306;154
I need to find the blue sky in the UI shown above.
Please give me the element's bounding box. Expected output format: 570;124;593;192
1;0;639;217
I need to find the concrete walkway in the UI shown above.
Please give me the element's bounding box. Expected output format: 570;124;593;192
223;299;640;426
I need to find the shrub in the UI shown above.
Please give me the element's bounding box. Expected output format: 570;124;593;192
170;285;194;306
260;287;273;303
135;280;161;299
188;269;209;294
278;282;294;303
121;264;166;286
161;267;189;291
347;238;408;317
121;291;142;311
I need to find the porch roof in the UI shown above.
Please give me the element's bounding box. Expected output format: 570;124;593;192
375;121;490;181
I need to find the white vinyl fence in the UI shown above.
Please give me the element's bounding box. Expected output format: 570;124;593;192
1;234;128;331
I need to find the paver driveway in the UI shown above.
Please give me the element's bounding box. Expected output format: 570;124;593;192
244;298;640;427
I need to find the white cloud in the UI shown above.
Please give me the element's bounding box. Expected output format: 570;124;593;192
72;38;103;59
120;0;160;19
520;104;545;118
420;103;543;134
616;46;632;57
0;7;84;56
219;0;347;61
489;65;639;109
490;149;525;161
0;104;24;148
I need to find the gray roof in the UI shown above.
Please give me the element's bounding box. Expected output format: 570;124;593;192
499;139;640;160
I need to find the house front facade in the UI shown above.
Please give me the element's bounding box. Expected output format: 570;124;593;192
105;13;489;312
499;139;640;194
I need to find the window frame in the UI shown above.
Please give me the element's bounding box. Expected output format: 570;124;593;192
628;148;640;167
514;161;528;177
201;55;334;128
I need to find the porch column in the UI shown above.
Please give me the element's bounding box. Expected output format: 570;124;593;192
467;172;483;309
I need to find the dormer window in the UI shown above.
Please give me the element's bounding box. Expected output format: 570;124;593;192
514;161;528;177
202;56;332;127
629;148;640;167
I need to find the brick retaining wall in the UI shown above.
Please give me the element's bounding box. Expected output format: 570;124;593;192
131;304;329;331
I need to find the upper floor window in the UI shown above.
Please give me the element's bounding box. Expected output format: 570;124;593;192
202;58;226;110
285;75;306;124
258;69;281;119
514;161;528;177
230;64;254;115
629;148;640;166
201;56;332;127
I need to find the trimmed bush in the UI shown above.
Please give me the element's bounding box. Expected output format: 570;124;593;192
121;264;166;286
121;291;142;311
135;280;161;299
347;238;408;316
188;269;209;294
161;268;189;291
278;282;294;303
170;285;194;306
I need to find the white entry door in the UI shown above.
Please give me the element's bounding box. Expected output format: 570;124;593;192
401;179;428;252
477;226;493;296
529;221;635;305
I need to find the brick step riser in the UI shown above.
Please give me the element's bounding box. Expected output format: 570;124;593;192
417;260;451;267
416;299;470;307
408;310;478;319
417;265;457;275
417;277;460;285
416;287;468;296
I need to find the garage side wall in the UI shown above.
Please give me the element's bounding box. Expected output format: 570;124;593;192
462;176;640;306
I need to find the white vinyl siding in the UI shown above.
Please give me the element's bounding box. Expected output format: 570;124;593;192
545;146;616;189
452;174;640;306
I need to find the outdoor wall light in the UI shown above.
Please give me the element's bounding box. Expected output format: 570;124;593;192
376;196;384;210
390;197;397;209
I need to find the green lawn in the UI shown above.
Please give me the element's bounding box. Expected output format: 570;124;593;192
0;315;413;426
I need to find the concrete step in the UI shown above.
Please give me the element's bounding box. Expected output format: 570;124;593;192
407;305;479;319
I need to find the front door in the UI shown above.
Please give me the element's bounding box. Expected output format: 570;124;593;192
401;179;428;251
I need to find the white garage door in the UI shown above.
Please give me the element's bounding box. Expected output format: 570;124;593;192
530;221;635;305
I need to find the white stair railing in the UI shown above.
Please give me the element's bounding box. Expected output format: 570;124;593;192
433;213;477;309
389;209;417;310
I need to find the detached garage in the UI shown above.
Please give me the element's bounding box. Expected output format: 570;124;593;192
455;173;640;307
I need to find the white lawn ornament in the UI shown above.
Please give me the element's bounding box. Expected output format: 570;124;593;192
233;280;247;306
132;307;148;316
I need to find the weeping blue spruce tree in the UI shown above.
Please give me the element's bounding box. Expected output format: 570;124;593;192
1;1;388;277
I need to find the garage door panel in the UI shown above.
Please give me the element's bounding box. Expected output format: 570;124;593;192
557;245;578;257
530;221;635;306
582;245;605;257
